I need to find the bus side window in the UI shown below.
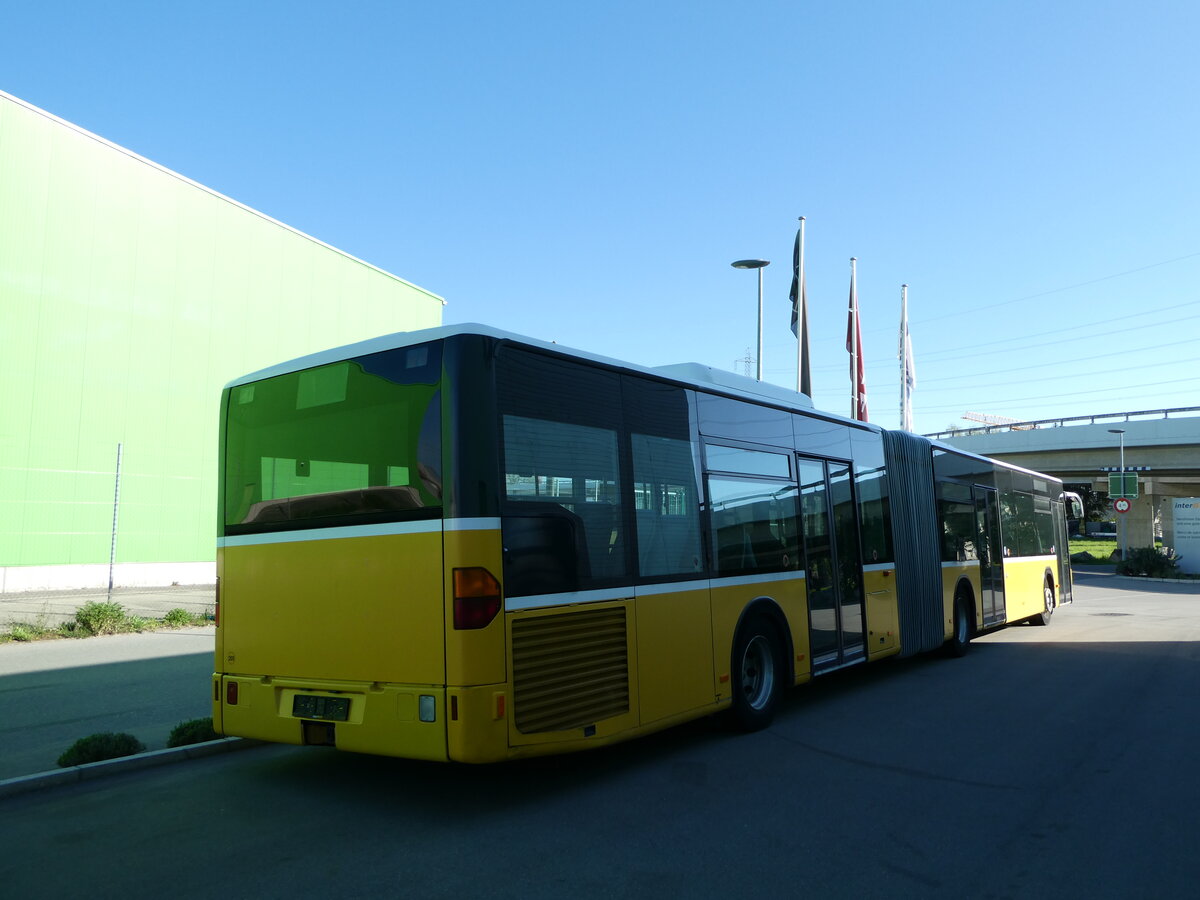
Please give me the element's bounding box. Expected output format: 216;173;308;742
632;433;703;577
502;503;589;595
707;476;798;576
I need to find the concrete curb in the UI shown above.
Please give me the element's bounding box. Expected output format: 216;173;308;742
0;737;263;800
1073;568;1200;588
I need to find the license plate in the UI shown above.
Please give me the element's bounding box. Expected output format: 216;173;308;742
292;694;350;722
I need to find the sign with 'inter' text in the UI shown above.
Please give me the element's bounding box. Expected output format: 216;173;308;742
1172;499;1200;575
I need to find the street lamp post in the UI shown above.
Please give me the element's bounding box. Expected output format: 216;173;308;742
1109;428;1127;559
731;259;770;381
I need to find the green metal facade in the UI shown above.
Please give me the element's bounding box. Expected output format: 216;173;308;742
0;92;443;585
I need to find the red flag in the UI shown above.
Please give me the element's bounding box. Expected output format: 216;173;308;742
846;260;868;421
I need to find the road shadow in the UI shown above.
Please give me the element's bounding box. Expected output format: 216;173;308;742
0;651;213;779
227;633;1199;823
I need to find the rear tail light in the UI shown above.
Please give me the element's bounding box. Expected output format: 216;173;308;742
452;567;502;630
226;681;239;705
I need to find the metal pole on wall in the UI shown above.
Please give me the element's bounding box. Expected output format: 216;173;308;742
108;442;123;601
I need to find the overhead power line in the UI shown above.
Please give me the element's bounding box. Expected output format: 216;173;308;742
913;372;1200;413
852;250;1200;334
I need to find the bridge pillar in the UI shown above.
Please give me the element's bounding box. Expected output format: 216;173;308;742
1095;475;1156;552
1126;480;1157;549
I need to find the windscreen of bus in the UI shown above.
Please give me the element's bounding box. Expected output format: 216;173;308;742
222;341;443;534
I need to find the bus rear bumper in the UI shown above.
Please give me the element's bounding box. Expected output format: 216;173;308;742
213;674;448;762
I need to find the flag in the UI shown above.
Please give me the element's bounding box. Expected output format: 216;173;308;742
789;220;812;396
899;284;915;431
846;259;868;421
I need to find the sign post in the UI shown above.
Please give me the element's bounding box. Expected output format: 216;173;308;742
1108;472;1139;499
1172;499;1200;574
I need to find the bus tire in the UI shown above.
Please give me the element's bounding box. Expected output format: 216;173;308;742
945;591;973;657
1029;579;1054;626
730;616;784;732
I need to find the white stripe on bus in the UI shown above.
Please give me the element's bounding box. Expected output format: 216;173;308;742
506;570;808;612
443;517;502;532
218;516;504;548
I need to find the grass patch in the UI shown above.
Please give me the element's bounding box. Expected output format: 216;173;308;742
0;602;214;644
0;617;62;643
1069;536;1167;564
1070;536;1119;563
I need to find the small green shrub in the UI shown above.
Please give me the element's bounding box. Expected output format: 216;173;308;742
162;608;206;628
57;732;146;767
9;624;34;642
74;601;128;636
163;608;192;627
1116;546;1181;578
167;717;219;747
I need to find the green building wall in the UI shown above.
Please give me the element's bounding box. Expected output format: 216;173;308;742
0;91;443;590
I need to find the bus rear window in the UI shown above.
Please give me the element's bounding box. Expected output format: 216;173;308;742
222;342;442;533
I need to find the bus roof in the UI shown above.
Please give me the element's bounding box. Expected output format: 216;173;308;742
224;321;845;422
223;323;1063;490
927;436;1065;486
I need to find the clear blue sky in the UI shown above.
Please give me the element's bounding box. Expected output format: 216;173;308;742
4;0;1198;435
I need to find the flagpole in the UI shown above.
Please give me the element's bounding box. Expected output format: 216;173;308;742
900;283;908;430
849;257;858;419
796;217;805;394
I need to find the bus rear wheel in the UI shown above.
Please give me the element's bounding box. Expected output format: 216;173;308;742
945;592;973;657
1029;580;1054;626
730;617;783;732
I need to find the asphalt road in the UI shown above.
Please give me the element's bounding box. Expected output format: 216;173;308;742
1;575;1197;898
0;628;214;778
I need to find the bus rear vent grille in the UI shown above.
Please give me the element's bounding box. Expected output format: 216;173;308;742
512;606;629;734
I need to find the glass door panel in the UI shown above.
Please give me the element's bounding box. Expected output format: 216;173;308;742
828;463;865;661
797;458;837;662
974;487;1005;625
798;457;866;669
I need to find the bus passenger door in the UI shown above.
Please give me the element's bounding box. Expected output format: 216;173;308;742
797;457;866;672
974;487;1005;626
1053;499;1073;606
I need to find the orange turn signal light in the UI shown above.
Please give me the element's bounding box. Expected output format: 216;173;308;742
452;567;502;630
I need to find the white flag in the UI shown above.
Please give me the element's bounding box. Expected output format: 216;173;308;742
899;285;915;431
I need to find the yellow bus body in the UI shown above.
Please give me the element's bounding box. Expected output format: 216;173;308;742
215;526;451;761
1000;555;1059;622
213;325;1073;764
216;525;917;762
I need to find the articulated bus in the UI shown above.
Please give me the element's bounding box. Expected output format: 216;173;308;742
213;324;1077;762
